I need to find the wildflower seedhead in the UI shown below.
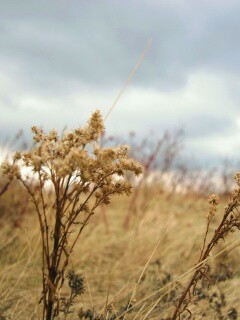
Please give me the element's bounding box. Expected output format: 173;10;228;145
2;110;142;187
86;109;105;141
208;194;219;218
234;172;240;186
1;162;21;180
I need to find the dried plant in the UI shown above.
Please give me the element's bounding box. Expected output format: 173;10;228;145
0;131;25;198
1;110;142;320
102;130;183;228
171;172;240;319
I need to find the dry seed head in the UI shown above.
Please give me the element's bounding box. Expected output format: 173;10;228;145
48;129;58;141
208;194;219;206
234;172;240;186
208;194;219;218
31;126;46;143
85;109;105;141
2;110;142;202
13;151;21;161
1;162;21;180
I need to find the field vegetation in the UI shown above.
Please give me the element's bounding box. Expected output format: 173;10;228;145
0;111;240;320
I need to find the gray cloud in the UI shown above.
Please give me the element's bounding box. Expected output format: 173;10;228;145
0;0;240;165
0;0;240;93
184;114;237;138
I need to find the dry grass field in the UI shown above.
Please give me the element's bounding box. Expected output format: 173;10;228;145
1;183;240;319
1;112;240;320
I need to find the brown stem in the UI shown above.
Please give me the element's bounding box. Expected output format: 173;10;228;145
46;179;62;320
0;180;12;197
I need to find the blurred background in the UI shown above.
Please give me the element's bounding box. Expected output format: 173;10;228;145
0;0;240;167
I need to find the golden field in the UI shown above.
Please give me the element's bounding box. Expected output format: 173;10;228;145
1;182;240;319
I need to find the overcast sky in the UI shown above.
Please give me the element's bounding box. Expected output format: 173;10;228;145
1;0;240;165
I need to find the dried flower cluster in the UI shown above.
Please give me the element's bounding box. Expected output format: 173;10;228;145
208;194;219;218
1;110;142;320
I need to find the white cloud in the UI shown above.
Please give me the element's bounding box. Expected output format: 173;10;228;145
0;70;238;160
